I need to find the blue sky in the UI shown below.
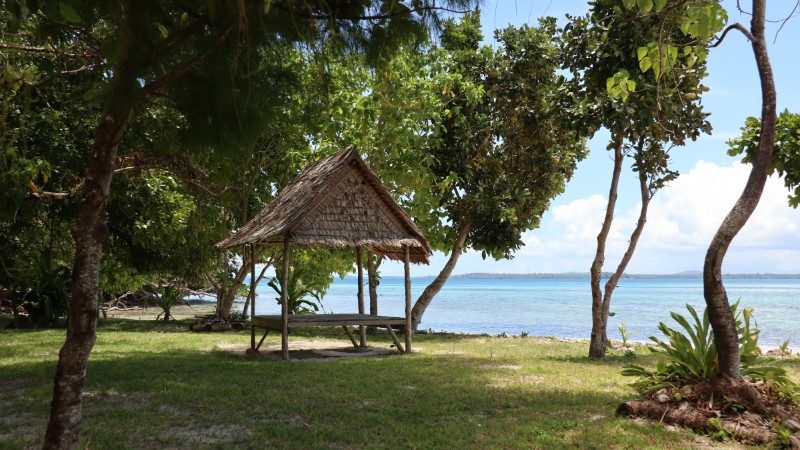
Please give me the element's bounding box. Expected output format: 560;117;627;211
373;0;800;277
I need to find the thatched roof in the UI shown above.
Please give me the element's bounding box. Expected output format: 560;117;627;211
216;146;432;264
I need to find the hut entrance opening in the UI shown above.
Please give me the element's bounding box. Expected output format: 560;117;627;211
216;146;431;360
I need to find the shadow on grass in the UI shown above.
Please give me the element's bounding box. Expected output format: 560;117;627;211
0;343;695;450
542;351;661;368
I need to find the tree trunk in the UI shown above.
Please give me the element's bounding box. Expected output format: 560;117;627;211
411;220;471;331
589;137;624;358
366;252;381;334
591;140;652;358
703;0;775;380
240;256;273;319
215;250;251;319
43;6;141;447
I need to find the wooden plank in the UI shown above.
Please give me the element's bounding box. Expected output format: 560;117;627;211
281;237;290;360
356;246;366;347
385;324;405;353
404;245;412;354
252;314;406;330
255;329;269;351
342;326;358;347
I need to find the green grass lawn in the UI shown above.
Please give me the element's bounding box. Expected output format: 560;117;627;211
1;317;798;449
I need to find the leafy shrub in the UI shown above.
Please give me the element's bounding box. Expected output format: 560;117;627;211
622;302;798;400
11;264;71;326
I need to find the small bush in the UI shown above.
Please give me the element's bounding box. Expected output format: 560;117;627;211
144;282;188;321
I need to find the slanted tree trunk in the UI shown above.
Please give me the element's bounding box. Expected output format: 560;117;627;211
411;220;471;330
589;137;624;358
43;6;141;447
215;250;251;319
241;257;273;319
703;0;775;380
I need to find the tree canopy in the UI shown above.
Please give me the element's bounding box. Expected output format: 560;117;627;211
728;110;800;207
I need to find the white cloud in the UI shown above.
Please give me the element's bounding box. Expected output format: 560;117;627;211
515;160;800;274
379;160;800;276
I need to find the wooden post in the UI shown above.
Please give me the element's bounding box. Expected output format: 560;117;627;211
281;236;290;360
404;245;412;353
249;244;256;351
356;246;366;348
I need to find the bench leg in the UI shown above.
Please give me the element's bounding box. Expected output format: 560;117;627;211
342;326;359;347
255;329;269;352
385;325;405;353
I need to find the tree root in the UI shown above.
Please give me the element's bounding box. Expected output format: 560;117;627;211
617;399;776;444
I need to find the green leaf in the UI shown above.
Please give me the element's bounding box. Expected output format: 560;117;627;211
639;56;652;73
58;2;81;23
654;0;667;12
637;0;653;13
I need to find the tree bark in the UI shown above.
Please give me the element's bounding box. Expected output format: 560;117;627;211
589;137;624;358
411;220;471;331
43;5;142;448
703;0;775;380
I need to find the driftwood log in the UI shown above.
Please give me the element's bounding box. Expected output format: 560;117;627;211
190;322;244;332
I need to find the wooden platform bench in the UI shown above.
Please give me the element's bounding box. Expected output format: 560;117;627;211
251;313;409;354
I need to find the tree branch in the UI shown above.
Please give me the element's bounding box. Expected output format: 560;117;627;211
146;17;208;65
140;25;234;98
711;23;755;47
28;180;85;201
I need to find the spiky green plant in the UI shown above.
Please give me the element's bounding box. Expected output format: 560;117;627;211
144;283;189;321
268;267;323;315
618;321;632;347
622;302;798;400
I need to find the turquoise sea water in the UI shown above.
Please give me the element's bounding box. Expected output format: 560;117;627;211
245;277;800;347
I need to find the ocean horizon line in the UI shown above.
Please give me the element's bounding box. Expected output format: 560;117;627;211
340;271;800;280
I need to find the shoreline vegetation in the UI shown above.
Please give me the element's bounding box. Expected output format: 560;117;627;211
3;314;797;449
95;304;800;355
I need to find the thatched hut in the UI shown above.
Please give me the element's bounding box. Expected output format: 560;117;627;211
216;146;431;359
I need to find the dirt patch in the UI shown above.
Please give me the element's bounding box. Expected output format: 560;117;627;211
477;364;522;370
0;412;44;448
82;390;154;418
165;424;251;444
216;340;398;361
431;349;466;356
489;374;545;389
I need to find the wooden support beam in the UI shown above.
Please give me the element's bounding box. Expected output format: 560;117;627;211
281;236;290;360
385;324;405;353
356;246;366;348
249;244;257;351
255;329;269;351
404;245;412;354
342;326;359;347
